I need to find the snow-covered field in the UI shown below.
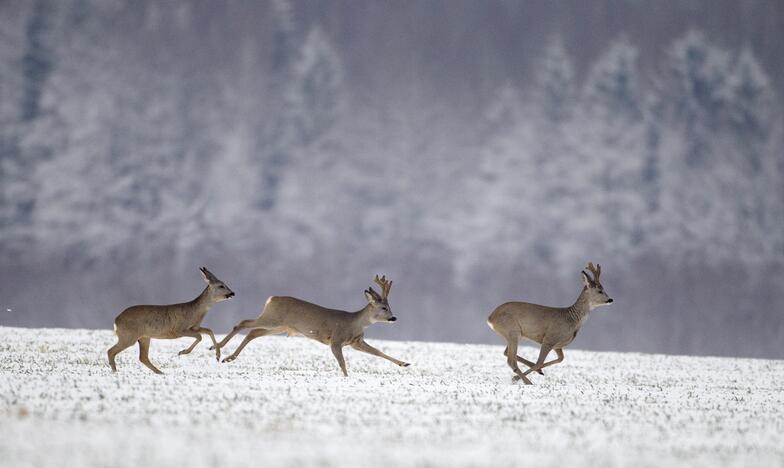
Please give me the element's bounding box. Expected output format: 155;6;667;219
1;327;782;467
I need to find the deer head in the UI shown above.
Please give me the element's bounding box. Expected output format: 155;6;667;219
200;266;235;303
581;262;613;308
364;274;396;323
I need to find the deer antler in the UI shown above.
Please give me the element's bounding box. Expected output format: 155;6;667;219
586;262;601;282
373;274;393;300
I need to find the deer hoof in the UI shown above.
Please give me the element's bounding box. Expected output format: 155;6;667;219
401;362;411;367
512;375;533;385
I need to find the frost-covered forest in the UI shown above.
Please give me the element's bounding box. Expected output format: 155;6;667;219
1;1;783;357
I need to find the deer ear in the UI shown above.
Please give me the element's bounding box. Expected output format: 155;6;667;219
365;288;381;303
200;267;211;283
364;289;375;303
581;270;593;287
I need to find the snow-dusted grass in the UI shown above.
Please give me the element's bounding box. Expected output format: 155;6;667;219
0;326;782;467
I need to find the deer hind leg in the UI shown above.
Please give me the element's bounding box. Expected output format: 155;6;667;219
107;333;136;372
331;343;348;377
503;346;544;375
222;328;274;363
138;337;163;374
521;343;554;378
212;318;260;350
178;331;202;356
504;337;532;385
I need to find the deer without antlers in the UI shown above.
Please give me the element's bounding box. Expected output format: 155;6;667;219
107;267;235;374
487;262;613;384
213;275;410;376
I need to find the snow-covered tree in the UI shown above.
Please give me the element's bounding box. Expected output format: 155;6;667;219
724;48;784;260
727;49;776;172
29;2;192;262
273;25;350;254
574;37;647;259
20;0;54;123
0;0;34;258
531;36;576;125
526;35;582;270
255;23;346;213
650;31;783;263
478;82;525;140
286;26;347;145
461;84;539;271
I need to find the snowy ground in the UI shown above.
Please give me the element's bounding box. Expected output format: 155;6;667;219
0;327;782;467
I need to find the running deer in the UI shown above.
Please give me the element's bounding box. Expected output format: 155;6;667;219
107;267;235;374
487;262;613;384
213;275;410;376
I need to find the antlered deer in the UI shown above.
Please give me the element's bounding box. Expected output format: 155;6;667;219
487;262;613;384
107;267;234;374
213;275;410;376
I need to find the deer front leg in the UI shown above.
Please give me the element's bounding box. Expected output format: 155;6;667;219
504;346;544;375
538;348;565;370
330;343;348;377
138;337;163;374
178;331;202;356
193;327;220;361
351;339;410;368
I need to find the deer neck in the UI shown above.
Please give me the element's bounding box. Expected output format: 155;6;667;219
356;304;375;330
190;286;213;318
566;287;591;325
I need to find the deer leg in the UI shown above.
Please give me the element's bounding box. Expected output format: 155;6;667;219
107;334;136;372
178;331;202;356
351;339;410;367
503;346;544;375
193;327;220;361
518;355;545;375
222;328;272;363
138;337;163;374
330;343;348;377
212;319;258;350
538;348;565;370
521;343;553;377
505;338;532;385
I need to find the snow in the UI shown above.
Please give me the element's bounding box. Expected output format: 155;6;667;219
1;326;782;467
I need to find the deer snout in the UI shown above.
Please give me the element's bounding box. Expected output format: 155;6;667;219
606;298;613;303
387;316;397;322
226;292;235;299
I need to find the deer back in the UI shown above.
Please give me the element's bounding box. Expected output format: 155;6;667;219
261;296;364;344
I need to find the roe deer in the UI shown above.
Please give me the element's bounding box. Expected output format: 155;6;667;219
487;262;613;384
213;275;410;376
107;266;235;374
